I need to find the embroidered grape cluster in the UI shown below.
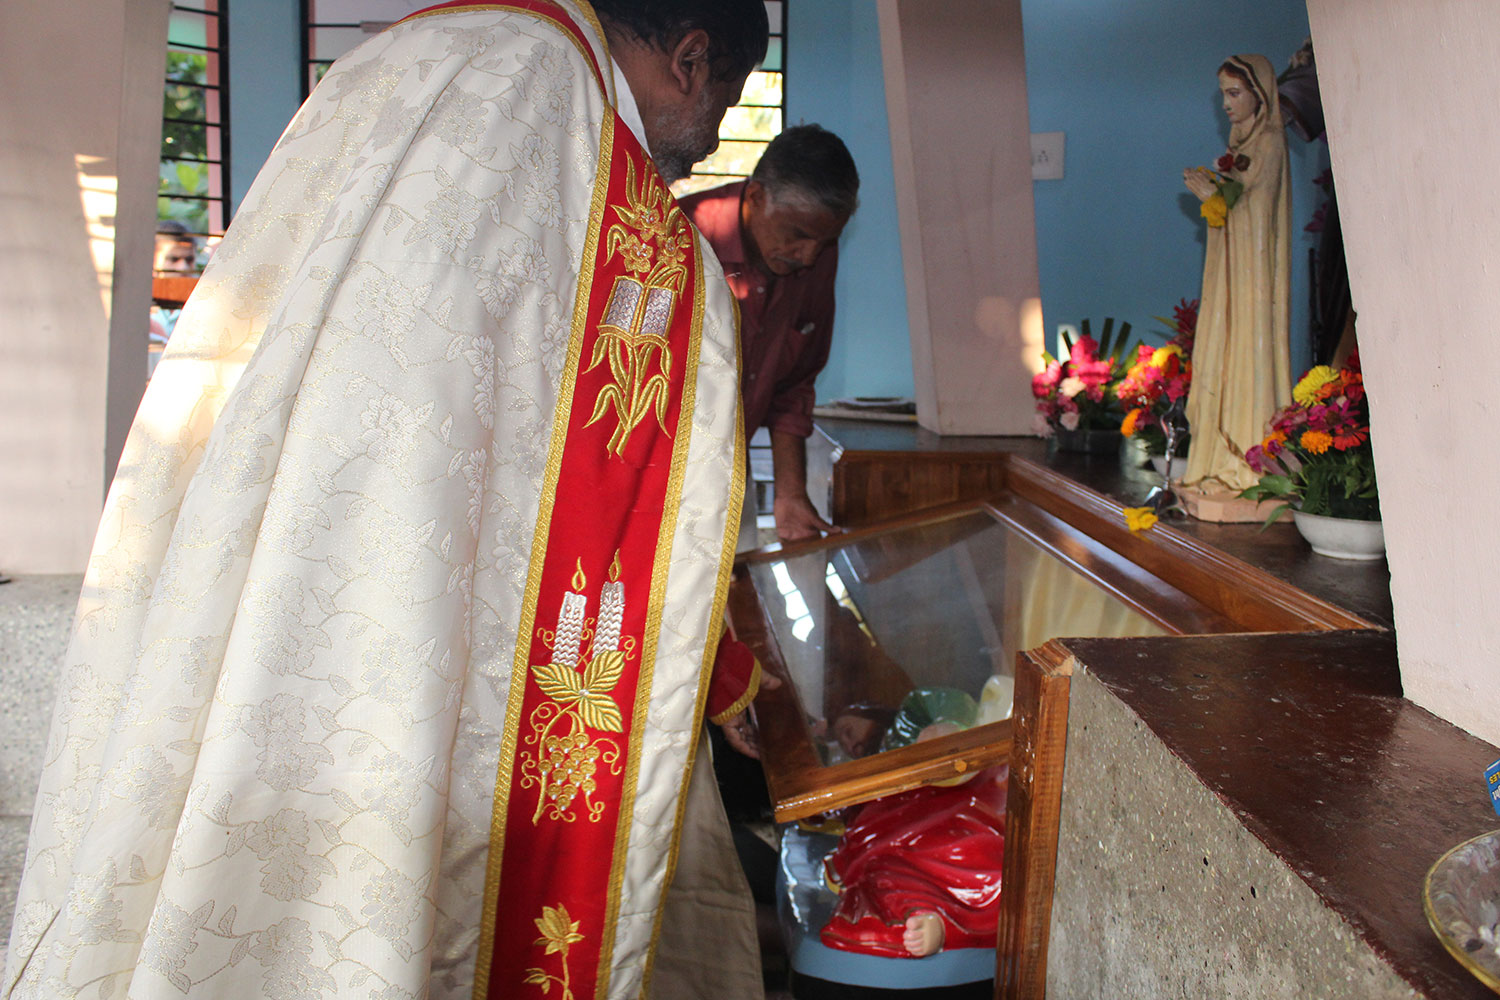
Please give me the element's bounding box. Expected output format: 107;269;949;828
539;731;601;810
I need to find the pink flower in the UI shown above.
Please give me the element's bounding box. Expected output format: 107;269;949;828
1031;361;1062;398
1032;413;1055;438
1068;336;1100;367
1059;411;1081;431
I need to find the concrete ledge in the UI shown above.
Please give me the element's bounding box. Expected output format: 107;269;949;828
1050;665;1419;998
1048;631;1497;999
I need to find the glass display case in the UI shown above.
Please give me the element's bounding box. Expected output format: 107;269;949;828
730;483;1331;822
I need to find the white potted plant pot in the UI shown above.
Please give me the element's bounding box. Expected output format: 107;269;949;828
1290;510;1385;561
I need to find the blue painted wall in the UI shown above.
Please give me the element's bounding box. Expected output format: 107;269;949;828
227;0;302;213
221;0;1327;392
1021;0;1327;365
785;0;912;403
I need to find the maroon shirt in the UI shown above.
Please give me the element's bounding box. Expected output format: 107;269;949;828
678;180;837;439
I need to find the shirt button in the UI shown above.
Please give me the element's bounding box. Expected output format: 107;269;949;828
757;286;766;294
748;373;757;381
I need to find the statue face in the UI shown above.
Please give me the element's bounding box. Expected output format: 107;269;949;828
1218;70;1259;126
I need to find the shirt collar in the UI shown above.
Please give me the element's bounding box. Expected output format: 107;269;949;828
610;55;650;160
694;181;751;272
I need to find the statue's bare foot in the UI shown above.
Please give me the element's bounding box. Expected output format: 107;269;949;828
903;911;944;957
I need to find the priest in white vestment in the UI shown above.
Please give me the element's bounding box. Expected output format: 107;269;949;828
3;1;769;997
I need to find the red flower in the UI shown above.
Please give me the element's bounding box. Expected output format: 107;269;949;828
1216;153;1236;172
1172;298;1199;337
1333;427;1369;450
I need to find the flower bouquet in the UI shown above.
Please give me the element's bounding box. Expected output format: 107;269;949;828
1239;356;1380;552
1117;298;1196;459
1032;318;1136;444
1190;153;1247;228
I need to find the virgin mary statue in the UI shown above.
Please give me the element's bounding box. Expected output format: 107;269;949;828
1181;53;1291;495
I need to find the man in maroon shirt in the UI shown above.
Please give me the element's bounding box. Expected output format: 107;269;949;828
679;124;859;541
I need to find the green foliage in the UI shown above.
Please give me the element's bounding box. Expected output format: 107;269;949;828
1240;447;1380;526
1076;317;1135;364
1219;179;1244;210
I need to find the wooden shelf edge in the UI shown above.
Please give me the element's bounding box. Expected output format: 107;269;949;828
1001;456;1379;633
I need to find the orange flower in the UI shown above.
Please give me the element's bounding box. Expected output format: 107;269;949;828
1121;408;1144;436
1300;429;1333;454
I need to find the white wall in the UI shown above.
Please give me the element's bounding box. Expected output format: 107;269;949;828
1307;0;1500;743
0;0;167;573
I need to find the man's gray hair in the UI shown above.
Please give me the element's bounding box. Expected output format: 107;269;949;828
752;124;860;219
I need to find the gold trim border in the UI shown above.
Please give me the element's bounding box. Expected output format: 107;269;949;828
708;659;763;726
594;233;714;998
638;275;749;998
470;105;617;1000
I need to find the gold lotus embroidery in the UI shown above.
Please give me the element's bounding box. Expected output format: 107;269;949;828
523;903;585;999
520;555;630;823
584;158;693;456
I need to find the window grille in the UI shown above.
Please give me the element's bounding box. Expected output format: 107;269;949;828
301;0;786;194
160;0;230;245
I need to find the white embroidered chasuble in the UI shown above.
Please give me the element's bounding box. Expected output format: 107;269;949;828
3;3;745;997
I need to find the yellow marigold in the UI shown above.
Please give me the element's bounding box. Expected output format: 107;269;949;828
1121;408;1144;436
1293;366;1340;406
1300;429;1333;454
1200;193;1228;228
1150;344;1183;367
1123;507;1159;533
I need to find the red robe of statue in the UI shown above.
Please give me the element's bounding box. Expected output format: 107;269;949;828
820;766;1008;957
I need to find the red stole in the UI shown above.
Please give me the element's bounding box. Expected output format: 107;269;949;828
393;3;715;997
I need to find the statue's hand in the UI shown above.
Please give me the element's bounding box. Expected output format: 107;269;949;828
1183;167;1217;202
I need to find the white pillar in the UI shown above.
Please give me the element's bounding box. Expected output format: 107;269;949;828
0;0;168;572
878;0;1044;434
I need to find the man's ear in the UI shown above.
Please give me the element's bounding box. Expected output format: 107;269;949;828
743;179;767;213
667;28;712;98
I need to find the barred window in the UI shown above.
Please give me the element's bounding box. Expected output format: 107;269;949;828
160;0;229;248
301;0;786;193
675;1;785;197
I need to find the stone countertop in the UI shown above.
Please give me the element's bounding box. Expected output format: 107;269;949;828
1061;629;1498;999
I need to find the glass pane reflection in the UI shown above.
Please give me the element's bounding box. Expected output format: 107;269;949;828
748;511;1165;767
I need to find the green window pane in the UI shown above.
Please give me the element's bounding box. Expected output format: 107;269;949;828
157;196;213;236
759;37;783;73
165;49;216;86
163;83;212;124
161;121;208;162
159;159;212;198
168;9;220;48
